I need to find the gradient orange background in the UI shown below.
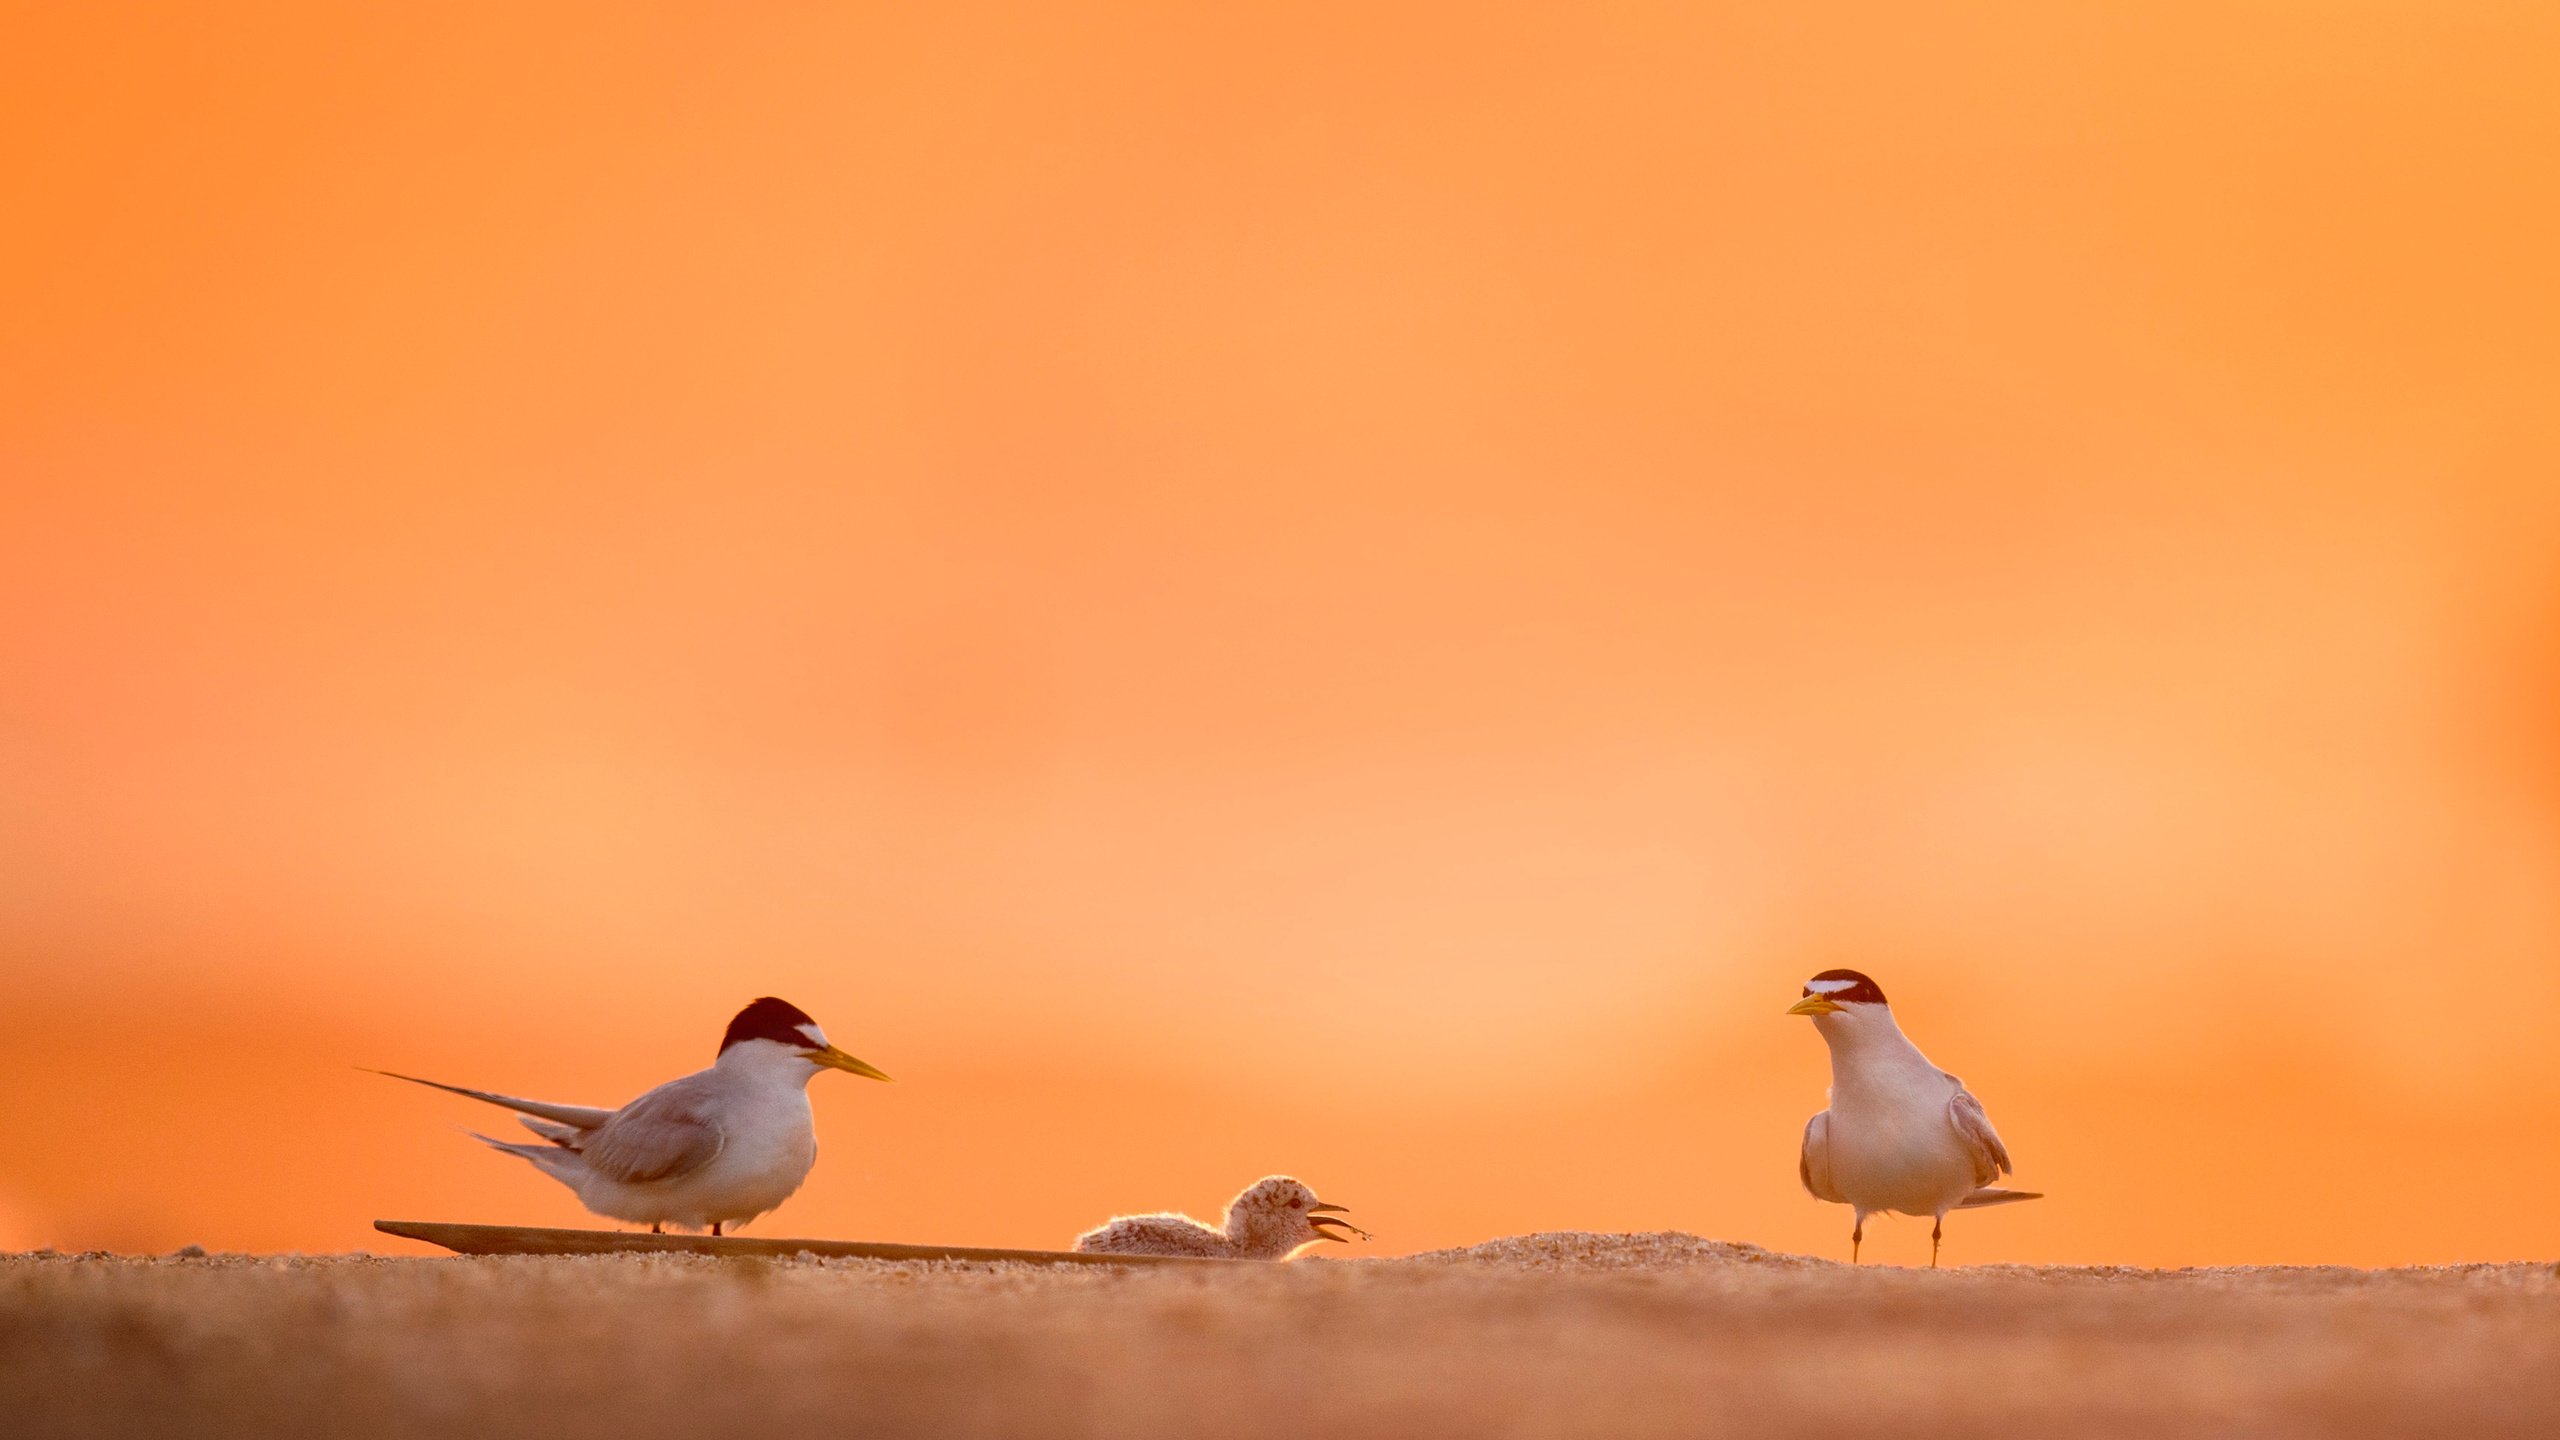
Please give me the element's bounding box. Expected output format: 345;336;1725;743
6;4;2558;1266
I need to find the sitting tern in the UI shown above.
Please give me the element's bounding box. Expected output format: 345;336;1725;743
374;997;890;1235
1788;969;2040;1265
1073;1176;1369;1259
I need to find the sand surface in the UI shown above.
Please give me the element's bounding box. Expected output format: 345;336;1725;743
6;1233;2556;1439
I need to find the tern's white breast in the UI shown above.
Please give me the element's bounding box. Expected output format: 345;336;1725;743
580;1075;821;1229
1824;1047;1977;1216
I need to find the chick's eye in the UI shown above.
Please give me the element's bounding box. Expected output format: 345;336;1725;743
1289;1198;1303;1209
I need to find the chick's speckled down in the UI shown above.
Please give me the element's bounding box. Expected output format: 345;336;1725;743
1074;1176;1359;1260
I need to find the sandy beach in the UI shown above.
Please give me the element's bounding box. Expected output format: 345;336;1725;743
7;1233;2555;1439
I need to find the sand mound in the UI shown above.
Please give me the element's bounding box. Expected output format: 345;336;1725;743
7;1247;2560;1437
1397;1229;1827;1271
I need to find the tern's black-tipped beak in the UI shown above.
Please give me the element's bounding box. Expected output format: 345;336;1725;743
807;1044;892;1081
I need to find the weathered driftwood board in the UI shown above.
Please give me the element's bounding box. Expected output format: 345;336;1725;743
374;1219;1242;1267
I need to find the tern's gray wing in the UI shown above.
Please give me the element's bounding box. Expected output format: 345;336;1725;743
575;1074;729;1186
369;1070;615;1130
1798;1111;1842;1203
1944;1079;2012;1187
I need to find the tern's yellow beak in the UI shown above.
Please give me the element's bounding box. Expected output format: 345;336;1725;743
1787;994;1843;1017
807;1045;893;1081
1307;1202;1370;1242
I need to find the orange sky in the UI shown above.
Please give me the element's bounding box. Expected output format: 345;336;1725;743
4;3;2559;1266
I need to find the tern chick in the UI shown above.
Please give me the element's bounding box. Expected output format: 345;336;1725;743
1789;969;2041;1266
374;997;890;1235
1074;1176;1368;1259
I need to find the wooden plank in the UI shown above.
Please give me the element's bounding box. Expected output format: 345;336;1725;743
373;1219;1245;1267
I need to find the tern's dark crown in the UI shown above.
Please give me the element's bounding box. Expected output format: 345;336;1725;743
720;996;821;1055
1803;968;1889;1006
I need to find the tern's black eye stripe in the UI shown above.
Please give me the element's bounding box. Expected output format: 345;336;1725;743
720;996;822;1054
1802;969;1888;1005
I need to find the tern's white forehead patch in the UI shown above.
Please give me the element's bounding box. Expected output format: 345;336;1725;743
1805;977;1857;994
795;1024;830;1049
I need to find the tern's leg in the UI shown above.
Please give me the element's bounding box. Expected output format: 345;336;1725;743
651;1223;663;1235
1930;1218;1942;1268
1851;1213;1865;1265
711;1222;723;1237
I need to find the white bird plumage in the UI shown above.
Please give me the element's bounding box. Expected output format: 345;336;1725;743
1789;969;2040;1265
1073;1176;1369;1260
375;996;890;1235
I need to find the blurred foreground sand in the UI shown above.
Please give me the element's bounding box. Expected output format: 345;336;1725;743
6;1233;2556;1439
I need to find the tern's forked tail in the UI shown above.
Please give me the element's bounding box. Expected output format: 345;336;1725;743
1954;1187;2043;1208
468;1131;590;1183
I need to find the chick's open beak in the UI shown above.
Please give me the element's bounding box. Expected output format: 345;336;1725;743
808;1045;893;1081
1786;994;1843;1017
1307;1203;1370;1242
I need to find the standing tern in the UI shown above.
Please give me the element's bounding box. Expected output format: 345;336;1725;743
1074;1176;1369;1259
374;997;890;1235
1789;969;2040;1265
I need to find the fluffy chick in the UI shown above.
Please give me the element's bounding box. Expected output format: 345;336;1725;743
1073;1176;1368;1260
